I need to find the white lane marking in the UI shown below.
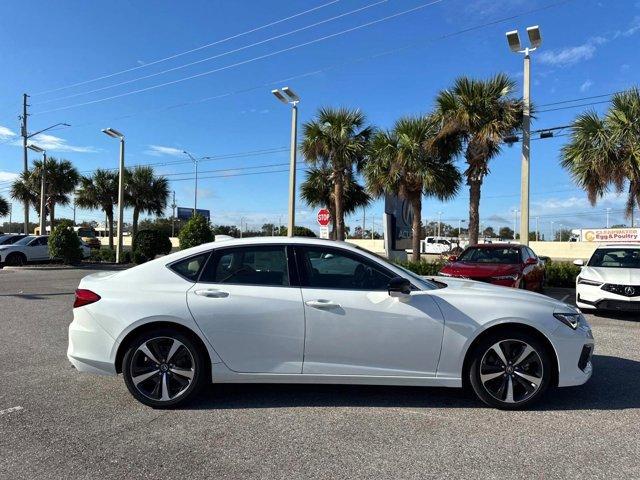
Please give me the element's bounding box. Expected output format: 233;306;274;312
0;406;24;416
560;294;569;302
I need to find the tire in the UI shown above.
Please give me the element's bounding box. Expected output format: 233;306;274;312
122;329;207;408
469;330;552;409
6;253;26;266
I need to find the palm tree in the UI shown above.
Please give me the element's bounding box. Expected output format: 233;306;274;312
301;107;373;241
301;166;371;240
125;166;169;242
561;87;640;224
365;115;461;261
75;169;119;248
0;195;9;217
435;74;523;245
10;156;79;230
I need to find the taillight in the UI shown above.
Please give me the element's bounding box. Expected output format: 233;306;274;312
74;289;101;308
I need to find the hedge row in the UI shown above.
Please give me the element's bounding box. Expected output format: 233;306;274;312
395;259;581;288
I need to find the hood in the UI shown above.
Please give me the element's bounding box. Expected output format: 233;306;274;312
579;266;640;285
440;261;519;278
427;275;574;311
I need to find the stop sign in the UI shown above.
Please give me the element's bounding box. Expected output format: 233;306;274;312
317;208;331;226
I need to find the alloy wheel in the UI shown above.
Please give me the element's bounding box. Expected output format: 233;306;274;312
130;337;195;402
479;339;544;404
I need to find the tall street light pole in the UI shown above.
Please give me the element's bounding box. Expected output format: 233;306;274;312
183;151;199;216
27;144;46;235
506;26;542;247
102;128;125;263
272;87;300;237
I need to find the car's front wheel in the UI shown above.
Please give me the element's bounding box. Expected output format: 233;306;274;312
122;329;207;408
469;331;552;409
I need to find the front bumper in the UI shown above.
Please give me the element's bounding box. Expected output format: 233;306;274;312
576;283;640;311
67;307;117;376
553;320;594;387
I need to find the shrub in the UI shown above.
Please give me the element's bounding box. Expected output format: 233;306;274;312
394;259;446;276
544;260;580;287
132;250;147;265
48;224;83;265
133;229;171;261
99;248;116;263
179;214;214;250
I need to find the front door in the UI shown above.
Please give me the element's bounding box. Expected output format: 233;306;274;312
29;236;50;260
187;244;305;374
296;246;445;377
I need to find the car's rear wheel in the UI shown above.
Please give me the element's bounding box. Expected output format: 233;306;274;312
469;331;552;409
5;253;26;266
122;329;206;408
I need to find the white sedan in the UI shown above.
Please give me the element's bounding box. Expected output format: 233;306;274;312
0;235;91;267
575;244;640;312
68;237;594;409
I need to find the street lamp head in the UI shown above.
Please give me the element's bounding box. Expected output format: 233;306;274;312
27;144;45;153
271;89;289;104
506;30;521;52
527;25;542;49
282;87;300;103
102;127;124;139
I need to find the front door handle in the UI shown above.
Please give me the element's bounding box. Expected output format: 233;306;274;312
194;289;229;298
305;299;341;309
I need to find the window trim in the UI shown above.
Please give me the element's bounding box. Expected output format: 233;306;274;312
196;244;295;288
294;245;398;291
166;251;213;282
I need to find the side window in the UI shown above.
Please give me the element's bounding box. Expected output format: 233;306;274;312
169;252;211;281
299;247;394;290
520;247;529;261
33;237;47;246
527;247;537;260
200;246;289;286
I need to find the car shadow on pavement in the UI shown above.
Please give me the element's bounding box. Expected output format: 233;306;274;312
185;354;639;411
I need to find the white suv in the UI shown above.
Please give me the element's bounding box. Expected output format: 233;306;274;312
0;235;91;267
574;244;640;312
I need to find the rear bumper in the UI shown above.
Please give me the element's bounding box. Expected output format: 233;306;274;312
67;307;117;376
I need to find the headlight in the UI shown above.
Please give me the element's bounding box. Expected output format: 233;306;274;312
553;312;583;330
577;277;602;286
491;273;518;281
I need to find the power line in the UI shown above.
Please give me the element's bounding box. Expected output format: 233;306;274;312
30;0;341;97
32;0;447;115
36;0;389;106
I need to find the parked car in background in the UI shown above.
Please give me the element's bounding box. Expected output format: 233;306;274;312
68;237;593;410
34;226;102;249
574;244;640;312
439;243;545;291
0;234;28;245
0;235;91;267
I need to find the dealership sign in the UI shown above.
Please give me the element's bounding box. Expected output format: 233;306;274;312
581;228;640;242
177;207;210;221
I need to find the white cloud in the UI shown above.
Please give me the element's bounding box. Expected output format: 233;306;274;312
22;133;97;153
0;126;17;139
0;171;19;182
538;42;598;67
145;145;184;157
580;79;594;92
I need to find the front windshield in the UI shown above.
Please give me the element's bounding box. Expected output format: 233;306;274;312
457;247;521;264
14;236;36;245
588;248;640;268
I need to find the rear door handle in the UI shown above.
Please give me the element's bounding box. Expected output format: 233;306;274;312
194;289;229;298
305;299;341;309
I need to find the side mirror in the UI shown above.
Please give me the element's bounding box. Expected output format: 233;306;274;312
525;257;537;265
388;276;411;297
573;259;585;266
448;255;457;262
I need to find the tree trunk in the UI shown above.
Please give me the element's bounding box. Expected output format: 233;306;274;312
107;211;114;249
132;208;139;246
334;173;345;241
49;203;55;232
329;206;337;240
468;179;482;246
410;195;422;263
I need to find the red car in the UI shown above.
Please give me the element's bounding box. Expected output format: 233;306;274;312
439;243;545;291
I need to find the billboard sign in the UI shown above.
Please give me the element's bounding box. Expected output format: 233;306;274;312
580;228;640;242
177;207;210;221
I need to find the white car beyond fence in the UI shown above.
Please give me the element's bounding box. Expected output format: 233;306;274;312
68;237;594;410
0;235;91;267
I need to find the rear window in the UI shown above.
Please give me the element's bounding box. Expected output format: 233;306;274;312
457;246;521;264
169;252;211;281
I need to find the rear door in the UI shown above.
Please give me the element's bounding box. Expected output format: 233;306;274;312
29;236;50;260
296;245;445;377
187;245;305;374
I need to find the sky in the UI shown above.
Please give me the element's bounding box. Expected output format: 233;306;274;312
0;0;639;238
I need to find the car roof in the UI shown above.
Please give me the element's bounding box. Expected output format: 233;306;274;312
596;243;640;249
466;243;522;249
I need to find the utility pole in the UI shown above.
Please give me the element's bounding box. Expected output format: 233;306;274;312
21;93;29;234
362;208;366;238
171;191;176;237
551;221;555;241
606;208;611;228
8;203;12;233
535;216;539;242
371;215;375;240
437;211;443;238
512;209;518;240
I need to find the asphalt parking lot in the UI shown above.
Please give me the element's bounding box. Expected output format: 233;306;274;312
0;267;638;480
